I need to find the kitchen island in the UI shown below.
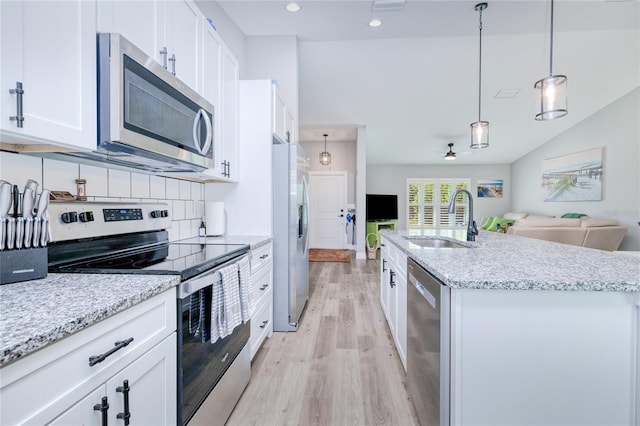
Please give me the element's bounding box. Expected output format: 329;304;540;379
380;229;639;426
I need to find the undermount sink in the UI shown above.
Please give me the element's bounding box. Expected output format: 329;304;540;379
404;237;469;249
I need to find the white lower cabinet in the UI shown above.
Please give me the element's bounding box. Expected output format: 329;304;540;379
379;236;407;371
0;289;177;425
249;243;273;360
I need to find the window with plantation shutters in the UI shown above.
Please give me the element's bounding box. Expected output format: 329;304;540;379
407;179;470;229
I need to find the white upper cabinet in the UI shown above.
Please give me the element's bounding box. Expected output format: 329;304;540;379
219;46;239;180
163;0;201;90
98;0;200;90
0;0;97;150
272;87;295;144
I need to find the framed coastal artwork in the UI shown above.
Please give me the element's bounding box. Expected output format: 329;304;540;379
477;179;503;198
541;148;603;202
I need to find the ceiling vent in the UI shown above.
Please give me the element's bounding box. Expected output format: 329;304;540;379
372;0;407;12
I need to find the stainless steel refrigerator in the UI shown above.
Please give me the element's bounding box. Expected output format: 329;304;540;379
272;142;309;331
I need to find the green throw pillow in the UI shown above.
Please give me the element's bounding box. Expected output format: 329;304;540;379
561;213;587;218
488;217;515;232
481;216;494;230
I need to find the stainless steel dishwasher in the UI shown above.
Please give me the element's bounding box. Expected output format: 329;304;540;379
407;258;451;426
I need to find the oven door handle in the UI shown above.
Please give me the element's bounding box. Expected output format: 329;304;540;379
178;253;249;298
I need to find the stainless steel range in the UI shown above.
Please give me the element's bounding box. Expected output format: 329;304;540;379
47;202;251;425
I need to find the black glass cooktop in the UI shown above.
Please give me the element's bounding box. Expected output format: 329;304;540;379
50;242;249;281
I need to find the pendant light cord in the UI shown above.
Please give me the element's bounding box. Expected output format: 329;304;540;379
477;5;483;122
549;0;554;76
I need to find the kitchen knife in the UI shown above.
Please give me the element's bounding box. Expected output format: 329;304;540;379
24;179;38;208
32;217;40;248
40;217;49;247
24;216;32;249
12;185;19;218
6;217;15;250
15;217;24;249
22;188;33;219
0;181;12;250
33;189;50;219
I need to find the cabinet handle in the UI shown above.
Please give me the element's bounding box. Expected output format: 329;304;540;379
260;284;269;291
389;270;396;288
9;82;25;128
169;53;176;75
159;47;168;69
259;254;268;260
227;161;231;178
116;380;131;426
93;396;109;426
89;337;134;367
260;320;269;329
382;258;387;272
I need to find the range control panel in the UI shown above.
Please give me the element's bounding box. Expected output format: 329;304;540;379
48;202;172;243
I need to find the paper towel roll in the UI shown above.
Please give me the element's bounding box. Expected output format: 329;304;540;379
205;201;225;236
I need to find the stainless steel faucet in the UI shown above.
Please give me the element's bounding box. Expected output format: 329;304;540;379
448;189;478;241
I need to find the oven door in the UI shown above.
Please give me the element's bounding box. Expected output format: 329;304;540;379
98;33;214;171
176;256;250;425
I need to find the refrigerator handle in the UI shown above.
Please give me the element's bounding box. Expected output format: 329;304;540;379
302;175;310;256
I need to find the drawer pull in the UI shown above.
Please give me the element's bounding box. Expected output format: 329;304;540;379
116;380;131;426
260;284;269;291
260;320;269;329
89;337;134;367
259;254;269;259
93;396;109;426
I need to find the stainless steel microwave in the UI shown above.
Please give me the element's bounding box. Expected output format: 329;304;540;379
91;33;214;173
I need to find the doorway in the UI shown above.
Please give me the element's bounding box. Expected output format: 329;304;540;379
308;171;347;249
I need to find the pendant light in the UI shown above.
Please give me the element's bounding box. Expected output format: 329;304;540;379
319;133;331;166
444;143;456;161
470;2;489;149
534;0;567;120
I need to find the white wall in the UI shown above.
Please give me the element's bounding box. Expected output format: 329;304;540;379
511;88;640;251
245;36;299;125
0;151;204;241
367;164;512;230
300;139;357;204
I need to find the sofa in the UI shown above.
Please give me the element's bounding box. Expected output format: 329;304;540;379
482;212;627;251
498;213;627;251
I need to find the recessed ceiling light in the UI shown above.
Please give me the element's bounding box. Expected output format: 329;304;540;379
285;2;301;13
369;19;383;27
494;89;520;99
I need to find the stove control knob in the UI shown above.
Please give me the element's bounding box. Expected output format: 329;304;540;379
150;210;158;218
61;211;78;224
79;211;94;222
161;210;169;218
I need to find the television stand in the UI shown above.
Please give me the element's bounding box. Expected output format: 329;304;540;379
366;220;397;248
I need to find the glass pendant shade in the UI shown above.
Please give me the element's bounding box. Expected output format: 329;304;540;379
319;151;331;165
319;133;331;165
534;74;567;120
470;120;489;149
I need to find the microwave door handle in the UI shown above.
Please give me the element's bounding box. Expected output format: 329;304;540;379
192;109;213;155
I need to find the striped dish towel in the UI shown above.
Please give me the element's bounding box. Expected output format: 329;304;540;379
212;263;242;341
237;256;253;322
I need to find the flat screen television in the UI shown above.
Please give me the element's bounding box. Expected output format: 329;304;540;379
366;194;398;221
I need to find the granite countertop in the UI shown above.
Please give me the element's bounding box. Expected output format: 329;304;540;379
176;235;272;250
381;229;640;292
0;273;180;367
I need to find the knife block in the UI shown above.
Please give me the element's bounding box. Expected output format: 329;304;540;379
0;247;47;285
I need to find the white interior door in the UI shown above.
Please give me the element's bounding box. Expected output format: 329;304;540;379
309;172;347;249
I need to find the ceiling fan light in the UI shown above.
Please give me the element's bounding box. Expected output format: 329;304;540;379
470;121;489;149
534;74;568;121
444;142;457;160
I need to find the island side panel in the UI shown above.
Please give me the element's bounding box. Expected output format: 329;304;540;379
450;288;637;426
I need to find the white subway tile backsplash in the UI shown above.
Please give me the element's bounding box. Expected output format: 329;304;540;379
43;158;79;194
108;169;131;198
191;182;203;201
179;180;191;200
166;178;180;199
149;176;166;199
194;201;204;219
0;151;43;187
172;200;185;220
79;165;108;197
131;173;150;198
167;224;180;242
179;220;192;239
186;200;194;219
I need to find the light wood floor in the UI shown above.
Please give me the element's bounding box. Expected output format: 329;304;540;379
227;258;418;426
